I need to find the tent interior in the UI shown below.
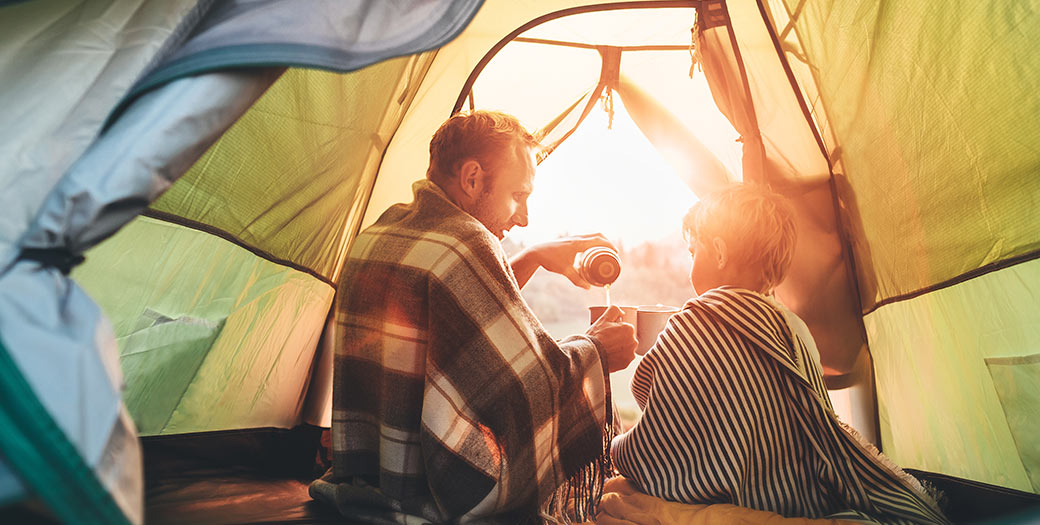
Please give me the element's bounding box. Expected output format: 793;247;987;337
1;0;1038;523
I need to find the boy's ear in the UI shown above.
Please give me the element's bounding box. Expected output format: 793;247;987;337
712;237;728;269
457;159;484;199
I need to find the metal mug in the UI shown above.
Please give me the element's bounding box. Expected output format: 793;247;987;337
635;305;680;355
588;304;678;356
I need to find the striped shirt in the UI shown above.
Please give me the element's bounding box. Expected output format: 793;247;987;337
611;287;948;524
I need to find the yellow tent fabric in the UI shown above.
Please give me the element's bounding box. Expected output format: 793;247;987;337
75;59;434;435
771;0;1040;492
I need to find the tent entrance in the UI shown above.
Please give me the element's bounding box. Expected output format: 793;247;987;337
442;1;884;435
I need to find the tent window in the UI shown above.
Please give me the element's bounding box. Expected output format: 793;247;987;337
986;354;1040;492
459;3;747;427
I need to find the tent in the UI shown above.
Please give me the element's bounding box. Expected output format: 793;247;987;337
1;0;1037;523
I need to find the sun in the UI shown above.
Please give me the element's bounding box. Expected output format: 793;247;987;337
506;94;739;248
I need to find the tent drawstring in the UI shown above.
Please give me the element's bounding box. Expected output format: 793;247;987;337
689;22;702;78
18;248;85;275
601;87;615;129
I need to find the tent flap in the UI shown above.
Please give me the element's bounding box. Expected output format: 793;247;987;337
0;261;141;524
124;0;485;108
867;258;1040;491
0;0;203;266
74;217;334;435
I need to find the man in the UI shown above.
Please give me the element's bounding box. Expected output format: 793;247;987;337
310;110;637;523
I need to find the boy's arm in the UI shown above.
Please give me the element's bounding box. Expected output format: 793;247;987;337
609;312;703;500
629;351;658;411
609;346;679;498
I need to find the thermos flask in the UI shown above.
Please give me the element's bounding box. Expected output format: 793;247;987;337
578;247;621;287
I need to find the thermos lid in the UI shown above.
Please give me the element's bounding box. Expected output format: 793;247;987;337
580;247;621;286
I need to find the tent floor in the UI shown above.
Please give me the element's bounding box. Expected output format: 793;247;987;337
144;426;342;525
140;427;1040;524
146;467;341;524
904;468;1040;524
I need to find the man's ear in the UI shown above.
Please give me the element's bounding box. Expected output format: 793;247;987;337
712;237;728;269
457;159;483;200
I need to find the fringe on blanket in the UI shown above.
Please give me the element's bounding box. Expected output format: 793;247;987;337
541;404;621;524
834;418;948;516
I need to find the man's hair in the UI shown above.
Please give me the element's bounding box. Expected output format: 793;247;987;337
427;110;538;187
682;184;797;292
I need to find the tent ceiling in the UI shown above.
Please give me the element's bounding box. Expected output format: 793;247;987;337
365;1;705;229
463;4;702;150
520;6;694;46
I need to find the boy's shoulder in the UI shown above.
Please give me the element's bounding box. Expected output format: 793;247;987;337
677;287;797;341
681;286;769;313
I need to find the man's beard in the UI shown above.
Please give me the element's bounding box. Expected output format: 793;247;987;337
470;189;502;239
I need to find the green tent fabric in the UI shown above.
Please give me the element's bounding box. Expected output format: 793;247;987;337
866;259;1040;492
768;0;1040;492
3;0;1040;522
72;57;438;437
74;217;334;436
147;62;433;283
0;1;483;523
771;0;1040;307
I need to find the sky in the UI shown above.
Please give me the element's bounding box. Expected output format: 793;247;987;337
505;97;738;248
474;28;744;249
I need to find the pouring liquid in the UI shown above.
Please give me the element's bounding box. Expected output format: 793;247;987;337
604;284;611;307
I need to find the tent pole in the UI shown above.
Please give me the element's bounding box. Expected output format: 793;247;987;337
754;0;881;448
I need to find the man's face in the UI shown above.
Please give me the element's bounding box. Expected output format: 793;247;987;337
470;143;535;240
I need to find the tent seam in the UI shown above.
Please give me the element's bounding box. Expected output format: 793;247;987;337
864;247;1040;315
140;209;336;288
451;0;698;116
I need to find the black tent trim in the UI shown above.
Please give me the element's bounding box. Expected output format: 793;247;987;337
451;0;699;116
141;209;337;288
864;248;1040;316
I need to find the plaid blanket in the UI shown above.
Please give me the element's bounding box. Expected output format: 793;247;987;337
310;180;612;523
611;287;949;524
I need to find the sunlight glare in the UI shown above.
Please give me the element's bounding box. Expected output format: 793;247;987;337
508;100;697;247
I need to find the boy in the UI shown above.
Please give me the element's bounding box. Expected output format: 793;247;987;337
609;184;947;524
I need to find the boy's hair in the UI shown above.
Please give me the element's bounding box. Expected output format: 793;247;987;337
427;110;538;187
682;184;797;292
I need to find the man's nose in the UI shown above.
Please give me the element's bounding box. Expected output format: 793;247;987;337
513;206;528;228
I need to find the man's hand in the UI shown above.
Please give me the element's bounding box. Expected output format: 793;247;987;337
587;305;636;373
510;233;617;289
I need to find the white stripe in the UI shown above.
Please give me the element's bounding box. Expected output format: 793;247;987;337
609;293;946;523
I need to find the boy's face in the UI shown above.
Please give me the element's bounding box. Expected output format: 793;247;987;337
688;236;722;295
